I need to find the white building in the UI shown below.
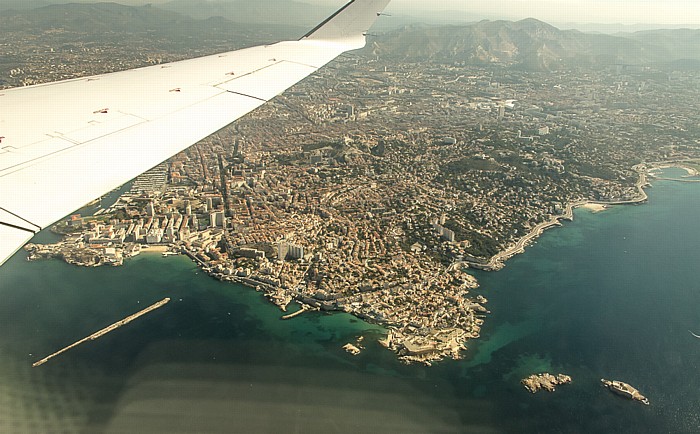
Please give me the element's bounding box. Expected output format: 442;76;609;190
209;211;225;228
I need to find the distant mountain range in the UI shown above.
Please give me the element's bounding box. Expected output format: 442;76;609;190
3;3;699;71
2;1;699;34
0;0;333;27
2;3;190;33
0;0;52;10
367;19;700;70
158;0;328;27
0;2;306;43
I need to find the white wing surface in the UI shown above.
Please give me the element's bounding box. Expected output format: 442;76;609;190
0;0;391;265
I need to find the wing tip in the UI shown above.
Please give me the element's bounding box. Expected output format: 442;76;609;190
302;0;391;44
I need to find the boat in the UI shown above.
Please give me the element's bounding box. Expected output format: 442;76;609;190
601;379;650;405
690;330;700;339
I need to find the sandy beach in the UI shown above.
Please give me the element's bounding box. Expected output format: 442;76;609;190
581;203;607;213
140;245;170;253
650;162;699;177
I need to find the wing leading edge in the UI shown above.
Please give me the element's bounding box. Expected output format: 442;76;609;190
0;0;391;266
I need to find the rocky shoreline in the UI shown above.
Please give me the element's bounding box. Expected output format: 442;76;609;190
467;164;653;271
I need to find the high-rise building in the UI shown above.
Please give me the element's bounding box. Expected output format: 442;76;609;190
288;245;305;260
209;211;225;228
442;228;455;243
432;221;455;243
145;228;163;244
278;242;289;261
278;241;304;260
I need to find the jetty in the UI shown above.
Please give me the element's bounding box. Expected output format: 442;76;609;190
33;297;170;367
281;305;309;320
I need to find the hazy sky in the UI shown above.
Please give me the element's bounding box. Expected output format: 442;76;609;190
2;0;699;26
312;0;700;25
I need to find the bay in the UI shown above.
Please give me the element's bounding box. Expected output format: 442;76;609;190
0;172;699;433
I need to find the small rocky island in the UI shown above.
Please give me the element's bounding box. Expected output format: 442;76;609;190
521;373;572;393
342;336;365;356
342;343;361;355
601;379;650;405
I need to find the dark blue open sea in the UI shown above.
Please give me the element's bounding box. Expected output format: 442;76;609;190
1;170;699;433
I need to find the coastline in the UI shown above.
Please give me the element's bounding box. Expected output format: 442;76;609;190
7;160;700;433
468;200;585;271
648;160;699;177
20;161;685;365
467;163;652;271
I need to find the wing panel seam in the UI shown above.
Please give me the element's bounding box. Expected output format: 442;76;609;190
223;91;267;102
0;206;41;233
284;60;322;70
0;221;37;234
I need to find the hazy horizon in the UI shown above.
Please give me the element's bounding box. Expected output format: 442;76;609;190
1;0;699;30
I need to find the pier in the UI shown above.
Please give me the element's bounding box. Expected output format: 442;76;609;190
33;297;170;367
281;305;309;320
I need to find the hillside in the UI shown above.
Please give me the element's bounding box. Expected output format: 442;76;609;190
0;2;305;43
4;4;700;72
158;0;326;27
367;19;700;70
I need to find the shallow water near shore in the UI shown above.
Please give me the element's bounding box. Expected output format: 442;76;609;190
0;172;699;432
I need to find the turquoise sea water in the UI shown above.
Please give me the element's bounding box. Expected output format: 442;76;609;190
1;172;699;433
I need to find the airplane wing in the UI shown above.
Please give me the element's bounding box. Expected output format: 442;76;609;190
0;0;391;266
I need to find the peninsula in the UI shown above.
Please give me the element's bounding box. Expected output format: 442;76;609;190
11;11;700;364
